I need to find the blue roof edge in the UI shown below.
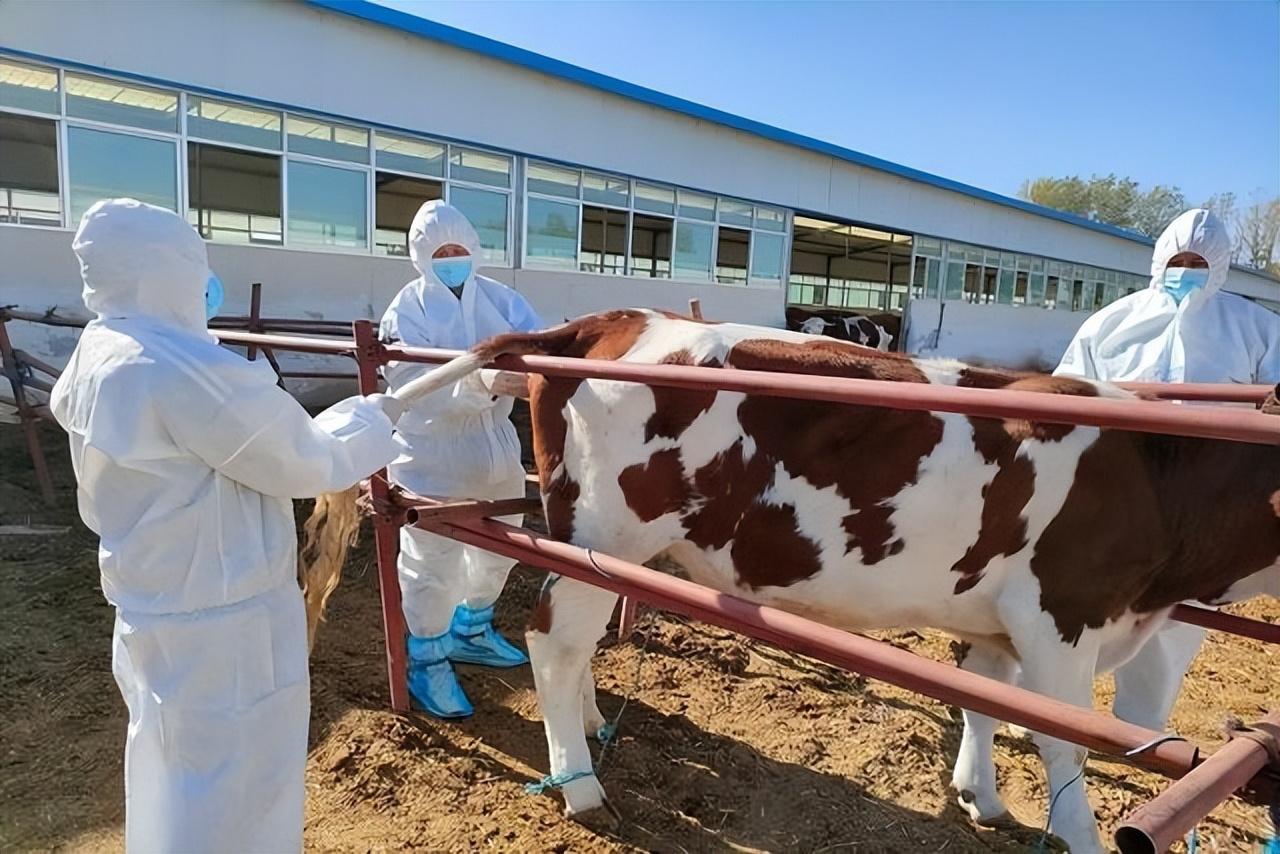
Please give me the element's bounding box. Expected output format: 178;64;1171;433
304;0;1156;247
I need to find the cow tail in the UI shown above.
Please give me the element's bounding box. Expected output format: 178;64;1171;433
298;484;363;653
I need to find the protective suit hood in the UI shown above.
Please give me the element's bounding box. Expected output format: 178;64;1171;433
408;201;480;285
1148;208;1230;298
74;198;211;334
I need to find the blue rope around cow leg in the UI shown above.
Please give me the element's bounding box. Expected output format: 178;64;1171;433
524;577;651;803
524;769;595;795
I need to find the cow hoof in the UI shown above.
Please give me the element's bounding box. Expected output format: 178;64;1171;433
583;708;607;738
956;789;1013;828
562;775;612;824
567;799;622;835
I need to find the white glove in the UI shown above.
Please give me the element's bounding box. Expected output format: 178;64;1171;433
367;393;407;425
480;369;530;400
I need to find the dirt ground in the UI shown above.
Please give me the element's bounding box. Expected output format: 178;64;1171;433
2;416;1277;853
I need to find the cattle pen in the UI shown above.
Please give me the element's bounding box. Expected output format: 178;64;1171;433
4;310;1279;853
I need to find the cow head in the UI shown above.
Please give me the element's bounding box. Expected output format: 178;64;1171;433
798;316;831;336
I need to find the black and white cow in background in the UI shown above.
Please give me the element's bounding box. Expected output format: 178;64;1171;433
797;313;894;351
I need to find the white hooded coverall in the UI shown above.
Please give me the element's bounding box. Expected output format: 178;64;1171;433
50;199;400;853
1055;208;1280;730
379;201;543;638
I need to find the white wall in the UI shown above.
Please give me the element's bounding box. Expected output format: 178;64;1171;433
6;0;1275;304
904;299;1087;371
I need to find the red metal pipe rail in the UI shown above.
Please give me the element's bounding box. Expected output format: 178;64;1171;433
1122;382;1273;403
1171;604;1280;646
5;316;1269;404
1114;710;1280;854
0;317;55;503
208;331;1280;445
352;321;411;712
414;510;1202;781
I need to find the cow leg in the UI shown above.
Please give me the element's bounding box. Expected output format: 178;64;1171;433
1014;633;1104;854
951;639;1017;825
581;661;606;738
525;575;619;817
1111;621;1206;732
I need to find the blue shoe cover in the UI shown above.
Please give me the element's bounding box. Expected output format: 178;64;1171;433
449;604;529;668
407;632;473;719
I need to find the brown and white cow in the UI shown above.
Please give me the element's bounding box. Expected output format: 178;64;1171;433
377;309;1280;853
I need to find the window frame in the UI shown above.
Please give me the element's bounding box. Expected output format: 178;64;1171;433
283;154;371;253
64;70;180;135
522;158;790;287
0;57;62;118
0;108;64;229
64;119;184;225
186;139;285;246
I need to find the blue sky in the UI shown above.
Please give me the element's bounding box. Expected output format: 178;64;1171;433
375;0;1279;207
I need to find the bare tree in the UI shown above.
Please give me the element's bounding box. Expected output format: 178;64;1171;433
1236;197;1280;270
1202;192;1240;261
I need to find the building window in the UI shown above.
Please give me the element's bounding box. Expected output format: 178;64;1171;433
909;254;941;301
631;213;672;278
580;206;627;274
715;226;749;285
375;131;444;178
635;183;675;216
374;173;442;256
1028;270;1047;306
0;112;61;226
525;196;579;269
286;159;367;249
187;96;281;151
523;162;785;284
67;126;178;223
790;217;912;310
66;73;178;133
449;184;508;263
188;142;281;245
0;58;59;115
286;116;368;164
926;242;1140;314
751;231;784;283
527;162;579;198
583;173;629;207
1013;271;1029;305
677;190;716;222
674;220;714;280
719;199;753;229
449;147;510;188
755;206;786;233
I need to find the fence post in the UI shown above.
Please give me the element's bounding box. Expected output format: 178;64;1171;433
353;319;411;712
0;317;55;504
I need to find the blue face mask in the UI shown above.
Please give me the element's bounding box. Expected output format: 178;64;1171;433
1162;267;1209;304
205;273;224;320
432;257;473;291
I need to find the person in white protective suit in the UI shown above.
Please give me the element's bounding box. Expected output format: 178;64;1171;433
1055;207;1280;731
50;199;404;853
379;200;544;719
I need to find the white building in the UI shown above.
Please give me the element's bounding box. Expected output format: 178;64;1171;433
2;0;1276;382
